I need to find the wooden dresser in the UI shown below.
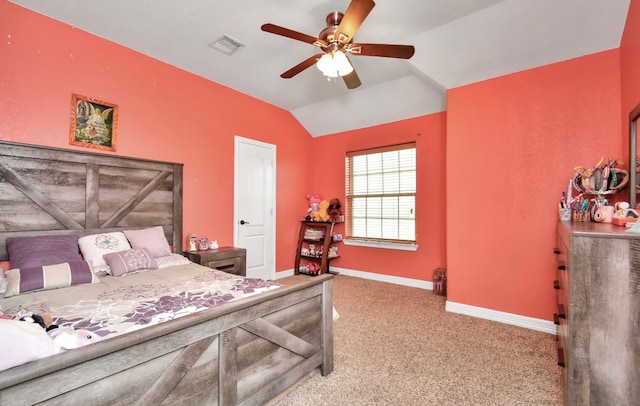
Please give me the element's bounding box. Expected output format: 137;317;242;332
555;221;640;405
183;247;246;276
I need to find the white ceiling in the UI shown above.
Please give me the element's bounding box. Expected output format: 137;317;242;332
9;0;630;136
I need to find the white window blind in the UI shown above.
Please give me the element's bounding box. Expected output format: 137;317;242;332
345;143;416;244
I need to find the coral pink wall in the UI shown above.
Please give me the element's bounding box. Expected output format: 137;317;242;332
446;50;622;319
0;0;312;272
621;0;640;156
2;0;637;323
310;113;447;280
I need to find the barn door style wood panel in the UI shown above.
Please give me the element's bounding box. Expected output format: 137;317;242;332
0;141;183;259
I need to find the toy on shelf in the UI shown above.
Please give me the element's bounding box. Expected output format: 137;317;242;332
328;198;343;222
305;194;321;221
315;200;331;222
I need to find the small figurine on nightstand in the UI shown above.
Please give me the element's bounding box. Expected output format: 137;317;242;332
209;240;219;250
188;234;197;251
198;238;209;250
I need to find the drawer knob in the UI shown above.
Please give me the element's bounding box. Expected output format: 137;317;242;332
553;248;560;255
553;280;560;290
557;261;566;271
553;313;560;325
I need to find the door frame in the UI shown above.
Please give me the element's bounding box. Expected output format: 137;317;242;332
233;135;277;277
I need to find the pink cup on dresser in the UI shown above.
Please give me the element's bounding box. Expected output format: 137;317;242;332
594;206;615;223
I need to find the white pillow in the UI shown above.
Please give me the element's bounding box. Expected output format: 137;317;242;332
78;232;131;275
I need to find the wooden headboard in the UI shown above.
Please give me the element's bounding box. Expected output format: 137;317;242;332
0;141;183;261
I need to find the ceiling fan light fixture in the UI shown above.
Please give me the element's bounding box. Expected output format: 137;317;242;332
316;50;353;77
333;50;354;75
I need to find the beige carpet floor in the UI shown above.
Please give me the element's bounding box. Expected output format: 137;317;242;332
273;275;563;406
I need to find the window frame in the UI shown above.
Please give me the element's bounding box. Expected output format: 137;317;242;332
345;142;417;250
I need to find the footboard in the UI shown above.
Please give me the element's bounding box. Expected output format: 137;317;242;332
0;274;333;406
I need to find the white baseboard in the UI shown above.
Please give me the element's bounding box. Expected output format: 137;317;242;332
275;267;555;334
445;301;557;334
274;267;432;290
330;266;433;289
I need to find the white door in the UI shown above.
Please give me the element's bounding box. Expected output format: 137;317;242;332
234;136;275;280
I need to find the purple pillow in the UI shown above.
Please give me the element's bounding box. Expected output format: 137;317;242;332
6;235;80;269
4;261;98;297
103;248;159;277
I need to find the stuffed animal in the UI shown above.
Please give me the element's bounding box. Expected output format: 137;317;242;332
306;194;322;220
328;198;342;222
307;263;321;275
19;313;54;330
315;200;331;222
17;312;100;353
48;326;102;352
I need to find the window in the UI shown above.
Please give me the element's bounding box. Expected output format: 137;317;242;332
345;143;416;245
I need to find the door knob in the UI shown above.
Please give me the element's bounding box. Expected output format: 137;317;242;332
240;220;250;225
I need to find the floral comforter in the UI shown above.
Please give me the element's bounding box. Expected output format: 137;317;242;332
0;262;279;339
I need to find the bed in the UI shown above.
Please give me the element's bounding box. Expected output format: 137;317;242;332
0;141;334;405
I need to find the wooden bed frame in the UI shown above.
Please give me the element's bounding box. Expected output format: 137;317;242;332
0;141;334;405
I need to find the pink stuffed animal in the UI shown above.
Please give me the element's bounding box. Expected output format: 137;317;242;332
306;194;321;220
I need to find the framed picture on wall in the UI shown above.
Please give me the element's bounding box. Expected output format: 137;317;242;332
69;93;119;151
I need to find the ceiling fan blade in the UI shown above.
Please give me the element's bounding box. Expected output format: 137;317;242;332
261;23;321;46
348;43;415;59
335;0;376;44
281;54;324;78
342;69;361;89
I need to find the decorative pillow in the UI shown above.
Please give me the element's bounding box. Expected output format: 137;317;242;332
3;261;98;298
6;235;79;269
124;226;171;258
156;253;191;269
103;248;159;277
78;232;131;275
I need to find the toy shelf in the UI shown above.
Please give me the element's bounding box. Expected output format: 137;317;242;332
294;221;339;276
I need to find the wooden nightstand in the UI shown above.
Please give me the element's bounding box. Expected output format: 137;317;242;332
183;246;246;276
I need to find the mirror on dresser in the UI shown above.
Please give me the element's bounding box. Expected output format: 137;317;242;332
630;102;640;208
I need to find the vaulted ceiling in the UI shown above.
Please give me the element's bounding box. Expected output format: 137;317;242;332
9;0;630;136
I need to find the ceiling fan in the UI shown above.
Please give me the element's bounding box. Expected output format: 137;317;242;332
261;0;415;89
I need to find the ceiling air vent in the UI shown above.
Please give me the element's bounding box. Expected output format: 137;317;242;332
209;34;244;56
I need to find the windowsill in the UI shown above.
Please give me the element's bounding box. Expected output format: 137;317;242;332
342;239;418;251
